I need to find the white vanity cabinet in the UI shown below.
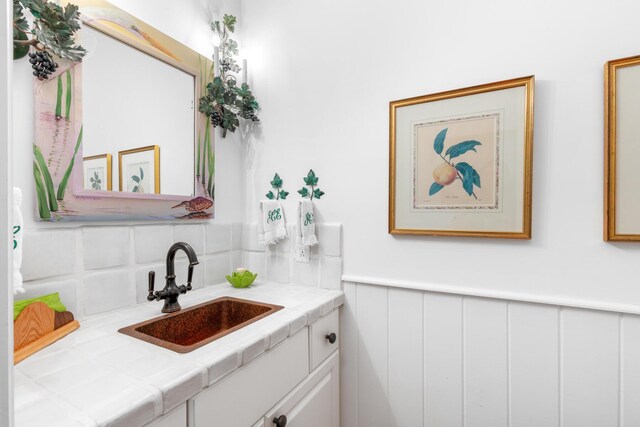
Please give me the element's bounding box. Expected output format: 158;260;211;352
187;308;340;427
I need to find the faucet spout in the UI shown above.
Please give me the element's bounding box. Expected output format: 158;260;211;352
166;242;199;277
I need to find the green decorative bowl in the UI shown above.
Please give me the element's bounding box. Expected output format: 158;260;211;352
225;269;258;288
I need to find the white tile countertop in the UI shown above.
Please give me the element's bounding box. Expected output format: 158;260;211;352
14;281;344;427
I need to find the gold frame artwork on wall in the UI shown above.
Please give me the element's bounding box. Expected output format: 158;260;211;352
389;76;535;239
604;56;640;241
83;154;112;191
118;145;160;194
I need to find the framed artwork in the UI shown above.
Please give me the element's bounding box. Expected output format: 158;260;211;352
389;76;535;239
118;145;160;194
605;56;640;241
83;154;112;191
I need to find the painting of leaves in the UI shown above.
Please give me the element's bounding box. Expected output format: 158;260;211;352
128;164;148;193
90;170;102;190
414;114;500;210
429;128;482;199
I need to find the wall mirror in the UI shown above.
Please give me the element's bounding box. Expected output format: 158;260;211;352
32;0;215;221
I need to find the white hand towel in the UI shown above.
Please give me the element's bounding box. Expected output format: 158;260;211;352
258;200;287;245
13;187;25;295
297;199;318;247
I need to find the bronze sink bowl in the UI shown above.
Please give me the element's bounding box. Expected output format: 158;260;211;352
118;296;283;353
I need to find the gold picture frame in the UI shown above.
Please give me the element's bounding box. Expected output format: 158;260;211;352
389;76;535;239
83;153;112;191
118;145;160;194
604;55;640;241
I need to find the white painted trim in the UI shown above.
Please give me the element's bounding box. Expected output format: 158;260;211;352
341;275;640;316
0;0;14;423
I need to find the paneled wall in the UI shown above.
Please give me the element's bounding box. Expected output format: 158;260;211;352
341;281;640;427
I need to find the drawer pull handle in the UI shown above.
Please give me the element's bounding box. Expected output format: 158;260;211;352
273;415;288;426
325;332;337;344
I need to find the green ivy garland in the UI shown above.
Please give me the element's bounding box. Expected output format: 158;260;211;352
198;15;260;138
13;0;86;65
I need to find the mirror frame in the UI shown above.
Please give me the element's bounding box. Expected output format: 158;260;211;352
32;0;214;221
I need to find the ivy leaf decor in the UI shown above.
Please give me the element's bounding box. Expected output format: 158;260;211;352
198;14;260;138
266;173;288;200
428;127;482;200
13;0;86;75
298;169;325;200
298;187;309;198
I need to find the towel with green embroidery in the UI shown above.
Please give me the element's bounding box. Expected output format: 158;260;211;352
297;199;317;247
258;200;287;245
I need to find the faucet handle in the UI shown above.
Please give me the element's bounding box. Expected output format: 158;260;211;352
147;271;156;301
186;264;195;291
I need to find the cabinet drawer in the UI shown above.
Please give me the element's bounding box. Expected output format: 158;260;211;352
309;309;339;371
190;328;309;427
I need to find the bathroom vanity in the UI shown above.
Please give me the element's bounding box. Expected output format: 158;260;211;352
13;282;343;426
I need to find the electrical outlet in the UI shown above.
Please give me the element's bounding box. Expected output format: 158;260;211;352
295;242;310;263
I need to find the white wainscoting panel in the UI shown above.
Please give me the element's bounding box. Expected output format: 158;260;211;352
388;288;423;427
355;284;390;426
342;281;640;427
424;292;463;427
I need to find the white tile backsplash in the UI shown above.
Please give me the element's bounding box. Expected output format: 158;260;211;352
291;258;319;287
204;252;232;286
243;251;267;277
242;223;265;252
17;221;341;321
320;256;343;290
205;223;231;254
231;222;243;250
134;225;173;264
82;270;135;316
173;224;205;255
83;227;130;270
266;254;290;283
317;223;342;257
22;229;76;281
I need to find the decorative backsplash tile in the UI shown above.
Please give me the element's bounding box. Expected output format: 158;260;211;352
83;227;130;270
21;229;76;281
83;270;134;317
134;226;173;264
17;221;342;320
204;223;231;254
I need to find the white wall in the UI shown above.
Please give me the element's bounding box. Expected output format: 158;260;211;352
13;0;245;226
1;0;14;424
240;0;640;308
341;281;640;427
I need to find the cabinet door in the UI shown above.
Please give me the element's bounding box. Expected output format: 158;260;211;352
190;329;309;427
147;403;187;427
265;351;339;427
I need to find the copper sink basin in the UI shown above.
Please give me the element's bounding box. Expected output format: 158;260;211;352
118;296;283;353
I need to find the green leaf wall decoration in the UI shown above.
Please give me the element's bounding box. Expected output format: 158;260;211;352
298;169;325;200
266;173;288;200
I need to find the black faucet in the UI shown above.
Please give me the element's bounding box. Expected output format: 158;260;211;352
147;242;199;313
